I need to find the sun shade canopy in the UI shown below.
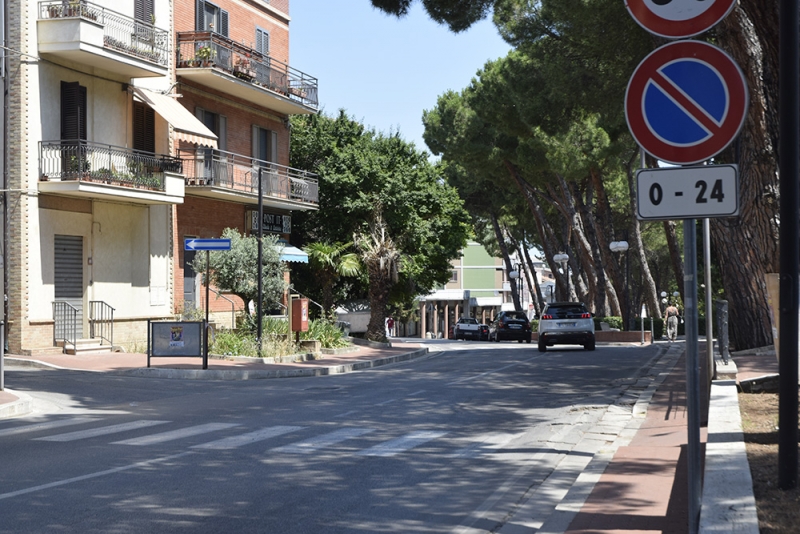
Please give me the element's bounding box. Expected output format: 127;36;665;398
132;87;218;148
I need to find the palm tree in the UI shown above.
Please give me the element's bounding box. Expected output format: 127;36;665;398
305;241;361;312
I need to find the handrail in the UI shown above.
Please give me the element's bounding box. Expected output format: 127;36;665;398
89;300;115;347
178;147;318;205
40;140;182;189
38;0;170;66
176;31;318;110
52;301;78;353
208;287;237;329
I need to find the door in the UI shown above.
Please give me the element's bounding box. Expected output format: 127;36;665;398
54;235;84;338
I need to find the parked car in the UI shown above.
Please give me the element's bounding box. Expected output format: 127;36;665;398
453;317;489;340
537;302;595;351
489;311;532;343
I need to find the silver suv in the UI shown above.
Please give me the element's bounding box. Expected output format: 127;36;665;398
537;302;595;352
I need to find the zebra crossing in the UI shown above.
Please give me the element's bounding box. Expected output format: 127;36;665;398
0;416;535;459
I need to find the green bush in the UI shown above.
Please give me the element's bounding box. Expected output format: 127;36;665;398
211;315;351;355
299;318;350;349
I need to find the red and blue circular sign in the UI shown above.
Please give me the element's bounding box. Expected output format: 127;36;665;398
625;40;749;165
625;0;738;39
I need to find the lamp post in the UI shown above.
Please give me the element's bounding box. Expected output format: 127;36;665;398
610;241;630;330
553;253;569;301
509;266;522;312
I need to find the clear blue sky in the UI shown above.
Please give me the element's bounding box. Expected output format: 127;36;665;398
289;2;511;155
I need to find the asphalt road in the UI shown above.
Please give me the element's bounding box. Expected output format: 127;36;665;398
0;342;661;533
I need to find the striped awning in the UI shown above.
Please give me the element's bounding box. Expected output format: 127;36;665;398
132;87;218;148
279;243;308;263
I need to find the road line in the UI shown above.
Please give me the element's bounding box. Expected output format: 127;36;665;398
407;390;426;397
192;426;304;450
357;431;447;457
112;423;239;446
34;420;170;442
376;398;397;406
447;354;541;385
0;451;195;501
0;417;98;438
333;410;358;419
272;427;374;454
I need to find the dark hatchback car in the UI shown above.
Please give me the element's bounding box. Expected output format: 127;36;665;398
489;311;532;343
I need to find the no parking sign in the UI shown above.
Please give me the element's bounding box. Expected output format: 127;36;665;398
625;40;748;165
625;0;737;39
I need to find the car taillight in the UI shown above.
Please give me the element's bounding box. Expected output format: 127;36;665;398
542;314;553;320
498;321;505;328
581;313;591;318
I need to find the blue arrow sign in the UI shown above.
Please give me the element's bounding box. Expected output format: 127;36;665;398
184;238;231;251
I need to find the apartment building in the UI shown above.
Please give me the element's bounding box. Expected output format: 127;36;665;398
3;0;317;355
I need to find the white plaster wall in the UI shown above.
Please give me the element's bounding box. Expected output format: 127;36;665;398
33;209;93;322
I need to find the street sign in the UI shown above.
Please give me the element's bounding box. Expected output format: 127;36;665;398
625;0;737;39
625;40;748;166
636;164;739;220
184;238;232;251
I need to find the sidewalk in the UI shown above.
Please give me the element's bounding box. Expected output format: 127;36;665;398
0;339;778;532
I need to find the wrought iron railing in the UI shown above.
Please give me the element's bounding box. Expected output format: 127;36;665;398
89;300;114;347
178;147;319;205
38;1;170;67
176;31;318;110
53;301;78;353
40;140;183;191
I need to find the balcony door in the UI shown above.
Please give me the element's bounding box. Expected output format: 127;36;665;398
195;108;226;184
61;81;87;177
252;126;280;195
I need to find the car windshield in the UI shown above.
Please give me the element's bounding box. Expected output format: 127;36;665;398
459;318;478;324
545;305;588;318
504;312;528;321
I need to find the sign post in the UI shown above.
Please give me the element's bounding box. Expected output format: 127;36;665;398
184;238;231;369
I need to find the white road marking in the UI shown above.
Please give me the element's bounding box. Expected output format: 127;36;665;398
357;431;447;457
272;427;374;454
192;426;304;450
112;423;239;446
0;417;98;438
376;398;397;406
448;433;523;459
0;451;195;501
333;410;358;418
407;390;426;397
34;420;170;442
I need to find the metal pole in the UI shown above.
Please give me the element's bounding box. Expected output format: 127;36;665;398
204;250;209;370
779;0;799;491
257;168;263;358
0;320;4;390
684;218;701;534
703;218;714;381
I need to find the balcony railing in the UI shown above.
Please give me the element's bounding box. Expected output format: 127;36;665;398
176;31;318;110
178;148;318;205
40;140;183;191
39;1;170;66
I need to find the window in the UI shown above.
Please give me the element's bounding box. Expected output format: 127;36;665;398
255;28;269;55
61;81;87;141
252;126;277;163
450;270;458;282
195;108;227;149
135;0;154;23
196;0;228;36
133;102;155;154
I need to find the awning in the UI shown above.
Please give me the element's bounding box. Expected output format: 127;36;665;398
471;297;502;307
279;243;308;263
132;87;218;148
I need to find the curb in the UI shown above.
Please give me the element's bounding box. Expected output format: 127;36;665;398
115;347;430;380
0;389;33;419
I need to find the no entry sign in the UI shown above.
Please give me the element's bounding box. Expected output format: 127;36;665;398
625;40;748;165
625;0;737;39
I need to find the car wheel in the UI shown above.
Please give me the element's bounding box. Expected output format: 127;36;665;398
538;339;546;352
526;338;531;344
585;340;596;351
517;339;523;343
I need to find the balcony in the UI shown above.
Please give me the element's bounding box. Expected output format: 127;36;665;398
39;141;185;205
176;32;318;115
178;148;318;210
37;1;169;78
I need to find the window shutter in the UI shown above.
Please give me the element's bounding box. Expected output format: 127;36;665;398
61;81;87;141
195;0;204;30
135;0;154;23
256;28;269;55
252;125;259;162
218;115;227;151
220;9;229;37
133;102;155;153
269;130;278;163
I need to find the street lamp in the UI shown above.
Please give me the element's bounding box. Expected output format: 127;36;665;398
610;241;630;330
509;265;523;312
553;253;569;301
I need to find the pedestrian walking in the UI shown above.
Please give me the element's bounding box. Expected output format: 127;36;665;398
386;317;395;338
665;303;680;341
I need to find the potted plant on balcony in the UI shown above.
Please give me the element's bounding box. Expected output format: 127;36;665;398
196;45;215;67
47;3;64;18
234;54;255;81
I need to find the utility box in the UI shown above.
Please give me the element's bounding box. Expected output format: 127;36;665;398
292;298;309;332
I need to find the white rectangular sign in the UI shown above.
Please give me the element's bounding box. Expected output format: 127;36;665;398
636;164;739;220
